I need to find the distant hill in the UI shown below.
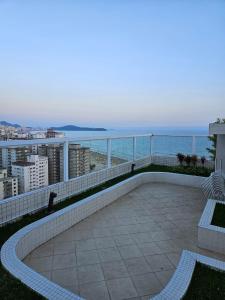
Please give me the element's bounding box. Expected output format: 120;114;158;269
51;125;107;131
0;121;21;128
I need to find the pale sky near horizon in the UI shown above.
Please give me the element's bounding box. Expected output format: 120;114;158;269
0;0;225;128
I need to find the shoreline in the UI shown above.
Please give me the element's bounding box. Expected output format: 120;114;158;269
90;151;127;171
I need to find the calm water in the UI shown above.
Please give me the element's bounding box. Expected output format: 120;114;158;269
63;128;212;160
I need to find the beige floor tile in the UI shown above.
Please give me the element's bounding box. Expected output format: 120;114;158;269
93;227;112;238
52;267;77;286
145;254;174;272
95;237;116;249
114;234;135;246
107;277;138;300
155;240;180;253
53;241;75;255
31;242;54;258
27;256;53;272
77;264;104;284
73;229;93;241
101;260;129;280
77;249;100;266
166;252;181;267
131;232;153;244
118;244;143;259
63;284;79;295
155;269;175;287
138;242;161;256
132;272;162;296
98;247;122;262
76;238;96;251
52;253;76;270
79;281;110;300
124;257;152;276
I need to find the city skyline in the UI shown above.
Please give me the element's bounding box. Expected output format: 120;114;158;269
0;0;225;127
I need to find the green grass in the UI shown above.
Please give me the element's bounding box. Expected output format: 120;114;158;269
0;164;211;300
211;203;225;228
183;262;225;299
0;264;44;300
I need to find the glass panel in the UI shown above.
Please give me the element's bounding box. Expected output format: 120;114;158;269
136;136;150;159
78;139;107;174
195;136;212;158
111;137;133;165
152;135;193;156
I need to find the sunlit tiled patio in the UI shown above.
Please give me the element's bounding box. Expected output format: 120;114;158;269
24;183;225;300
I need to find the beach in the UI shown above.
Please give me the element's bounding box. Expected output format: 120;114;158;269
90;151;127;171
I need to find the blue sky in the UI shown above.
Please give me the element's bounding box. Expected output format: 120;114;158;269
0;0;224;128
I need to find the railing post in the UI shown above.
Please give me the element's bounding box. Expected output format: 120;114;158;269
192;136;196;155
220;159;222;174
63;141;69;181
107;138;112;168
150;135;153;164
133;136;137;161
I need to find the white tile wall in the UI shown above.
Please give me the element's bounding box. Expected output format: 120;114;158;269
0;155;211;226
0;157;150;226
151;250;225;300
1;172;205;300
198;199;225;255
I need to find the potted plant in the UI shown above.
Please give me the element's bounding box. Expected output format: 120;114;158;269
201;156;206;166
177;153;185;166
191;155;198;167
184;155;191;167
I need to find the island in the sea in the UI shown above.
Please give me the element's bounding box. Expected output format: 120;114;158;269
51;125;107;131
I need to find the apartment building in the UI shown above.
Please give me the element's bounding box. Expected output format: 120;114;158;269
60;144;90;180
1;147;31;175
38;143;90;184
27;155;48;188
46;129;65;138
12;155;48;194
0;168;18;200
38;144;61;184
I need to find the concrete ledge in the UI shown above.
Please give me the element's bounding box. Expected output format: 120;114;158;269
1;172;205;300
209;123;225;135
151;250;225;300
198;199;225;255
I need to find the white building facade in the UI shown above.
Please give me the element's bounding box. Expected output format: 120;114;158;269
1;147;31;175
0;168;18;200
12;155;48;194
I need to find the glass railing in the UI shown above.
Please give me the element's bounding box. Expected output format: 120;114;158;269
0;134;213;199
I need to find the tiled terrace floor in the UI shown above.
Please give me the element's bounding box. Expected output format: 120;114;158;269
24;183;225;300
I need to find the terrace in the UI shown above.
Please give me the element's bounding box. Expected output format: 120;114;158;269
23;182;225;299
1;126;225;300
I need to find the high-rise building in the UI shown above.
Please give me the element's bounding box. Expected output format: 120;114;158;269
1;147;31;175
46;129;65;138
60;144;90;180
27;155;48;188
38;144;61;184
12;155;48;194
0;148;2;168
0;168;18;200
46;128;57;138
38;143;90;184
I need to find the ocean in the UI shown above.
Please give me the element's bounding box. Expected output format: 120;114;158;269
62;127;212;161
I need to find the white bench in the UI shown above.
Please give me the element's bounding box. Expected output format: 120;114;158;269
202;172;225;201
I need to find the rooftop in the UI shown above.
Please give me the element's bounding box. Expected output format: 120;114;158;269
12;161;35;167
24;183;225;299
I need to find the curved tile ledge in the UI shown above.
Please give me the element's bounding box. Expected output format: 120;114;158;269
151;250;225;300
1;172;205;300
198;199;225;255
